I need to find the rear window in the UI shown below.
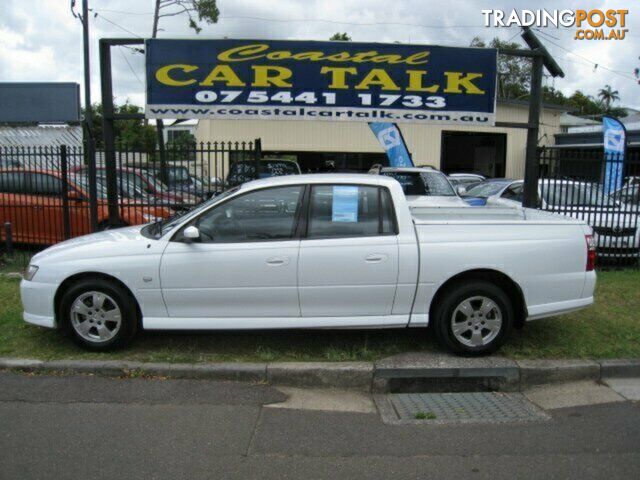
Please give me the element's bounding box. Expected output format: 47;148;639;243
381;171;455;196
307;185;396;239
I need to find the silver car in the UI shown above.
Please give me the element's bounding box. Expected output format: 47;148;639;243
487;179;640;259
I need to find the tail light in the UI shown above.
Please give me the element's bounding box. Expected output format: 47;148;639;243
585;234;596;271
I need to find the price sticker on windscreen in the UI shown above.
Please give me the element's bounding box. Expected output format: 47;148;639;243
332;186;359;223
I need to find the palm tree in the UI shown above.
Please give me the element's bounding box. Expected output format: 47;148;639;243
598;85;620;112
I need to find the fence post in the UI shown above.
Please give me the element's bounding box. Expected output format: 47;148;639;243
99;39;121;228
4;222;13;258
523;53;544;209
254;138;262;180
60;145;72;240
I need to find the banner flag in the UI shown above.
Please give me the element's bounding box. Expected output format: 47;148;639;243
368;122;413;167
602;116;626;193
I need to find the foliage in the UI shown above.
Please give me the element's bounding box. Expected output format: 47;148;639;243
598;85;621;113
82;102;156;153
471;36;627;119
154;0;219;35
470;36;530;100
330;32;352;41
167;131;196;150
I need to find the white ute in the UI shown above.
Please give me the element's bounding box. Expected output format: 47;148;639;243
21;174;596;355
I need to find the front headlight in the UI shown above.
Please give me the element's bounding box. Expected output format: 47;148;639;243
24;265;39;281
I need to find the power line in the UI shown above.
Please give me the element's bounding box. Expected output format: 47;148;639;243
118;47;143;87
92;11;142;38
90;8;494;30
536;33;637;82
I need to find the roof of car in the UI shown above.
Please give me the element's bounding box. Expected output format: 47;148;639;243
448;173;485;178
378;166;439;173
239;173;395;190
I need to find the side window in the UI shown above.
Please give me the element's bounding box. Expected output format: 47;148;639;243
380;188;397;234
28;174;64;196
194;185;303;243
502;184;523;202
0;172;26;193
307;185;390;239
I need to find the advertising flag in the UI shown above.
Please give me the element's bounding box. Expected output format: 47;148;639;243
602;116;626;193
368;122;413;167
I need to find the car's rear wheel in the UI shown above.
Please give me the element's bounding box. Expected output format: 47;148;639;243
59;278;138;351
432;280;513;356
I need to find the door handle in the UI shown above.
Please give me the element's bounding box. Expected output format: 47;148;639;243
365;253;388;263
266;257;290;266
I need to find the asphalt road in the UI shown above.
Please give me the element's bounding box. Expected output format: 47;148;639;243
1;371;639;480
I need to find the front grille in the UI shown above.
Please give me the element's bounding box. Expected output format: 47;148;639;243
593;226;637;237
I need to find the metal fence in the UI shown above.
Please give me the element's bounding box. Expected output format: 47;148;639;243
538;147;640;267
0;141;259;267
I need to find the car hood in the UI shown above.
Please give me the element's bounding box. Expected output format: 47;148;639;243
31;226;155;264
406;196;469;207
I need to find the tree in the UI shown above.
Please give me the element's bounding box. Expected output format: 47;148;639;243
598;85;620;113
152;0;220;36
330;32;352;41
82;102;156;153
470;36;530;99
167;131;196;149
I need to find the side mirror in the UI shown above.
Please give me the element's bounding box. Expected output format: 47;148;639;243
456;186;467;196
183;226;200;241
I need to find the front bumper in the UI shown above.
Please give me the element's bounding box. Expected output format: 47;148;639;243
20;279;57;329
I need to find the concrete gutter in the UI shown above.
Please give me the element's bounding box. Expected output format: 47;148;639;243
1;355;639;392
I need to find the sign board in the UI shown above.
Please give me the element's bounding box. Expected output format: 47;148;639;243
0;83;80;123
145;39;497;125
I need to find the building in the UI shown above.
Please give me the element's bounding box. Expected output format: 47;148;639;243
0;124;82;168
196;100;566;180
555;115;640;153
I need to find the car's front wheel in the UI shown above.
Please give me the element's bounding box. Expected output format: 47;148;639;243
59;278;138;351
432;280;513;355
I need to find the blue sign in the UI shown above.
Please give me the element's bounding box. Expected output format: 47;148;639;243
368;122;413;167
602;116;626;193
332;186;359;223
145;39;497;125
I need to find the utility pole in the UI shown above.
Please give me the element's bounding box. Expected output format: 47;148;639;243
80;0;98;231
152;0;168;185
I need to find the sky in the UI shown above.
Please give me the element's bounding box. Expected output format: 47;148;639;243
0;0;638;111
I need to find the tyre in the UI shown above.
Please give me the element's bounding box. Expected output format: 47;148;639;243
59;278;138;351
432;280;513;356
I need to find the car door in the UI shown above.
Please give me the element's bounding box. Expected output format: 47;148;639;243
25;173;66;244
159;185;304;320
298;184;399;321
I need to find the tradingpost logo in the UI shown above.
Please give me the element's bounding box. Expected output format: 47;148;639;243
481;9;629;40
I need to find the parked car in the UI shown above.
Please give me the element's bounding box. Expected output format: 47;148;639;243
447;173;487;190
460;178;516;206
21;174;595;355
146;165;221;199
486;179;640;259
89;174;174;219
226;159;301;187
0;169;168;245
73;166;200;208
611;185;639;207
368;166;468;207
